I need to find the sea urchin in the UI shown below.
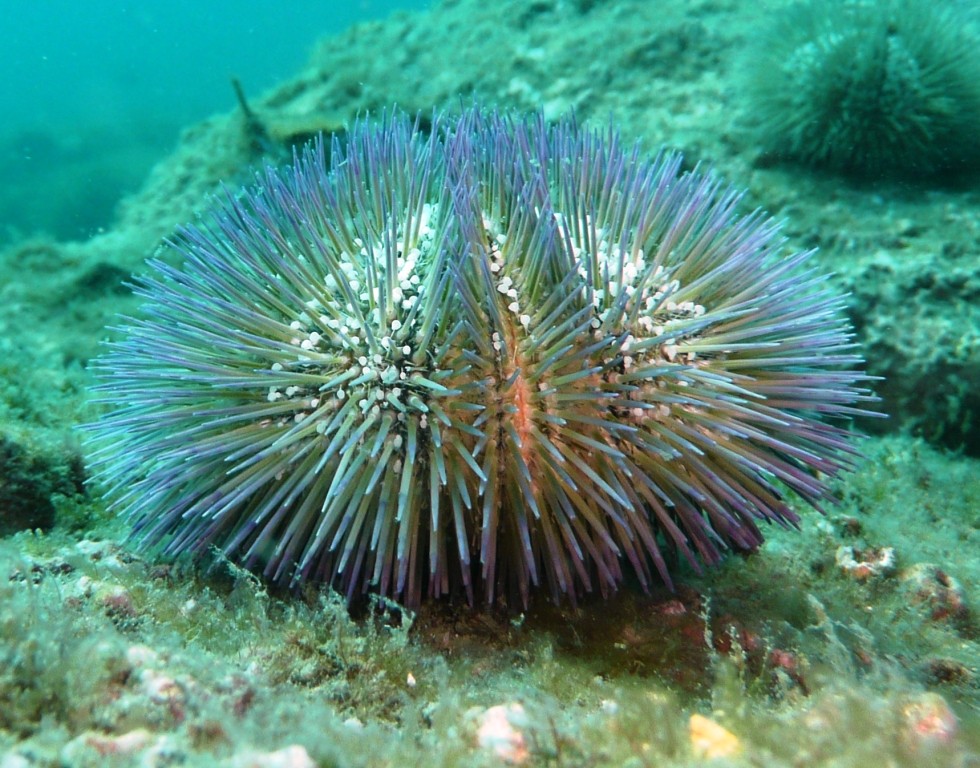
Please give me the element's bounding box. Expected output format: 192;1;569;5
744;0;980;178
87;107;875;607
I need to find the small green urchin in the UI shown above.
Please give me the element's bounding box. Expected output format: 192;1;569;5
87;108;876;607
744;0;980;178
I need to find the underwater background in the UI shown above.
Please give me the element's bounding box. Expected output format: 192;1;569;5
0;0;429;245
0;0;978;766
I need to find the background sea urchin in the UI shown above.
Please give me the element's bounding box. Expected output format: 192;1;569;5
743;0;980;178
87;107;875;607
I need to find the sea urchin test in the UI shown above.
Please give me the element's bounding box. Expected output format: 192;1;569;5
87;108;876;607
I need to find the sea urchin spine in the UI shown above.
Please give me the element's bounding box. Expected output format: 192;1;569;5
87;108;877;607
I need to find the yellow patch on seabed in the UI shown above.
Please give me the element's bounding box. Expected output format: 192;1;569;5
689;713;742;759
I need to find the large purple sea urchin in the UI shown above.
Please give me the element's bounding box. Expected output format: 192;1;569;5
87;108;875;608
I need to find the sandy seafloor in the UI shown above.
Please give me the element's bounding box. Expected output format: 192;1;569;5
1;0;978;765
